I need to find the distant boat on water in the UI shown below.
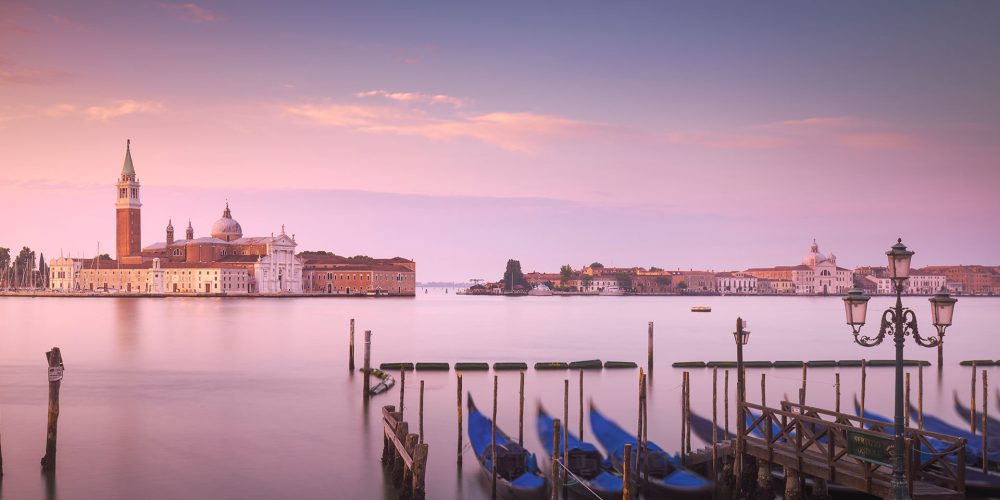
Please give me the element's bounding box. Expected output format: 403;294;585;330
691;306;712;312
528;284;553;296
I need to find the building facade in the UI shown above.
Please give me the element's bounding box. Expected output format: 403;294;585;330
745;240;854;294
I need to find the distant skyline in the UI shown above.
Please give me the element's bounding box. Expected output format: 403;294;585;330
2;1;999;281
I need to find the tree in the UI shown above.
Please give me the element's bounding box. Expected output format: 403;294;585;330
589;262;604;269
650;266;664;272
501;259;531;291
97;253;112;261
15;247;34;288
38;252;47;289
655;276;671;287
614;271;633;291
0;247;9;288
559;265;573;284
581;275;593;290
677;282;688;292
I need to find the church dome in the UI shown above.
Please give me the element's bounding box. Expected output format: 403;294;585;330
210;203;243;241
802;239;828;267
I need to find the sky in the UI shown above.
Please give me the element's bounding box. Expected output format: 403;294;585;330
1;1;999;281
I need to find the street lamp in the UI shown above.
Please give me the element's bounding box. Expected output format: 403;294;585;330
733;317;749;495
840;239;957;500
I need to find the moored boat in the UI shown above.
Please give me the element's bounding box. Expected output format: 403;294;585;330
589;404;712;498
536;404;623;499
367;368;395;395
468;396;546;498
690;306;712;312
954;391;1000;435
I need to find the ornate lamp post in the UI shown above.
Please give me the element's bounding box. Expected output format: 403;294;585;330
841;239;957;500
733;317;750;494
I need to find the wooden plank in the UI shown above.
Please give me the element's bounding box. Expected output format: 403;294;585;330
384;421;415;469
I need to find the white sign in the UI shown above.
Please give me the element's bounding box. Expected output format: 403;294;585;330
48;366;64;382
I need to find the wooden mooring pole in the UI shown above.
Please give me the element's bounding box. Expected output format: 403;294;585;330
801;364;807;404
918;364;924;429
492;375;498;500
400;368;406;420
349;318;355;371
519;370;525;446
757;373;775;498
835;372;841;413
457;372;463;465
860;359;867;417
647;321;654;377
712;367;718;480
419;380;425;443
983;370;989;474
40;347;63;471
551;418;561;500
971;362;977;434
679;371;686;464
622;443;632;500
563;378;569;500
578;370;584;441
363;330;372;399
724;370;730;438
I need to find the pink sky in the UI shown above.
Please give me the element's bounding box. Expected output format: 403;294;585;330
1;2;999;280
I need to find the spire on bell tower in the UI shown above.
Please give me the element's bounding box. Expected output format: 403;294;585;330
166;218;174;246
115;139;142;261
186;219;194;240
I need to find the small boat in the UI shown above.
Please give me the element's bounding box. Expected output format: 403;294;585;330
690;306;712;312
367;368;395;395
468;396;546;498
954;391;1000;435
589;404;712;498
536;404;623;499
528;284;554;296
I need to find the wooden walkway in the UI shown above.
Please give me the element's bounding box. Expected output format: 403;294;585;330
738;401;966;500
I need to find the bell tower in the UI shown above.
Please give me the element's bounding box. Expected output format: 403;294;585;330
115;139;142;263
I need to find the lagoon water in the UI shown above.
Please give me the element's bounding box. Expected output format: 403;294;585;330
0;292;997;499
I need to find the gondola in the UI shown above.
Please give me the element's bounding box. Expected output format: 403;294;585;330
688;409;735;445
589;404;712;498
953;391;1000;435
536;404;623;499
467;396;546;499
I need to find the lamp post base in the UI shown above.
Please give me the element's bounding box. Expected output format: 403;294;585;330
889;474;911;500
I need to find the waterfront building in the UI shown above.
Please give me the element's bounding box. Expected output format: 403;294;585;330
916;265;999;295
49;257;96;291
745;240;853;294
300;254;416;296
715;271;758;294
670;270;717;293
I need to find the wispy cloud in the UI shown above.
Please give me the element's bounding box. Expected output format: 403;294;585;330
154;2;220;23
663;131;790;150
0;56;71;85
85;100;164;120
282;100;608;152
356;90;468;108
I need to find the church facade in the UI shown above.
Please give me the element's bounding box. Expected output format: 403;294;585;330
744;240;854;295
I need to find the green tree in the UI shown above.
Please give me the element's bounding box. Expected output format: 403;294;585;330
559;264;573;284
502;259;530;291
677;282;688;292
97;254;112;260
15;247;34;288
614;272;633;291
649;266;663;272
581;275;593;290
589;262;604;269
0;247;10;288
38;252;46;289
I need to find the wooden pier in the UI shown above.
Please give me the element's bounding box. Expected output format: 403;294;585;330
736;401;967;499
381;405;429;500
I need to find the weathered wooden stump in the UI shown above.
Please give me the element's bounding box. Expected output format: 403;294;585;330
40;347;63;471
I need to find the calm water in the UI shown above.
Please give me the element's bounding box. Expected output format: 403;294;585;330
0;292;997;499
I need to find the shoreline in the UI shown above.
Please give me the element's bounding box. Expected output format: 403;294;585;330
0;291;416;299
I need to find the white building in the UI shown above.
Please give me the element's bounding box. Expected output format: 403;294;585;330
250;231;303;293
863;272;947;295
746;240;854;295
716;271;758;294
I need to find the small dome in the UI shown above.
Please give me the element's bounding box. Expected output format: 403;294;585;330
210;203;243;241
802;239;828;267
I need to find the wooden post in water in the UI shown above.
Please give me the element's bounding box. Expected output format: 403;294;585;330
363;330;372;399
519;371;525;446
684;373;691;455
647;321;654;377
40;347;63;471
679;371;686;464
551;418;561;500
724;370;730;438
983;370;989;474
860;359;867;417
492;375;498;500
918;364;924;429
971;362;977;434
800;364;807;405
641;371;649;491
400;368;406;420
622;443;632;500
349;318;355;371
835;372;841;413
578;370;584;441
457;372;463;465
904;372;911;427
757;373;773;496
563;378;569;500
637;369;645;491
712;367;718;480
419;380;425;443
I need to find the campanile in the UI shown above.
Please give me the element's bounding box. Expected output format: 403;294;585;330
115;139;142;262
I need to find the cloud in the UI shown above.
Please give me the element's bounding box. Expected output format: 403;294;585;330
282;101;608;152
762;116;869;130
839;133;917;150
155;2;220;23
0;57;71;85
84;100;164;120
356;90;468;107
663;131;790;150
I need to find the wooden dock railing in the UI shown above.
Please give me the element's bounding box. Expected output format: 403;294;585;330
381;405;429;500
738;401;966;499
